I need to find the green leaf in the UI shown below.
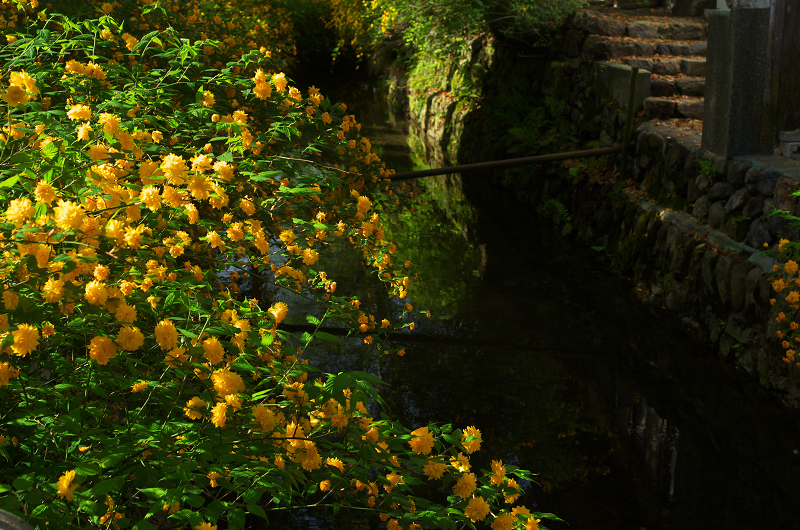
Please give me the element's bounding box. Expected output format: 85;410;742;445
12;477;32;491
306;315;321;325
314;331;342;343
138;487;168;499
132;521;157;530
92;476;126;497
0;176;18;189
74;462;102;476
247;503;267;520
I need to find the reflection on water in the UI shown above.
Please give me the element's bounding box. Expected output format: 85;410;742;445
268;80;800;530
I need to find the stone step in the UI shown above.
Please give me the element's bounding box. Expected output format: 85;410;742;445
577;10;708;40
621;56;706;76
650;75;705;97
644;96;704;120
584;36;707;61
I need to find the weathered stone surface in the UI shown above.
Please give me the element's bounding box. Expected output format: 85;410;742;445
563;28;583;58
583;36;656;60
677;98;704;119
722;216;749;241
624;58;654;71
745;266;769;310
579;11;626;36
644;97;676;119
656;42;693;56
652;59;682;75
692;194;709;219
726;159;752;188
745;166;780;195
725;311;757;343
627;21;660;39
708;182;735;201
650;77;676;97
681;58;706;76
690;41;708;56
730;262;754;311
660;22;707;41
772;177;799;214
708;200;727;228
695;172;711;193
715;254;733;306
742;196;764;219
701;249;718;296
675;77;705;97
725;188;750;213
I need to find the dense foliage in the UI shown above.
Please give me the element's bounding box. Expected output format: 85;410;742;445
0;1;561;529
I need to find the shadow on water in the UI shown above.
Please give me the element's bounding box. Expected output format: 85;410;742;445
269;78;800;530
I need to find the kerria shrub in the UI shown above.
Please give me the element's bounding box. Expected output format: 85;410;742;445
0;1;559;529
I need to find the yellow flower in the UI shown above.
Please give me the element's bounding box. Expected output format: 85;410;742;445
302;248;319;266
140;186;161;211
184;396;207;420
67;104;92;121
9;70;38;95
85;280;108;306
423;459;447;480
188;175;212;200
786;260;799;276
57;470;80;501
5;197;34;224
462;425;482;454
202;336;225;365
202;90;215;108
206;230;223;249
511;506;540;530
464;496;490;522
453;472;476;498
491;513;515;530
490;459;506;486
3;85;29;107
116;326;144;351
115;302;137;323
2;290;18;310
319;479;331;492
504;478;521;504
210;402;227;428
34;181;57;205
211;368;245;396
11;324;39;356
194;522;217;530
131;381;147;393
408;426;435;455
154;319;179;351
0;361;20;387
89;336;117;365
272;72;288;93
787;291;800;305
268;302;288;324
53;200;86;231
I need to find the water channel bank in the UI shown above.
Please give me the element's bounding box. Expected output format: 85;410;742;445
378;9;800;410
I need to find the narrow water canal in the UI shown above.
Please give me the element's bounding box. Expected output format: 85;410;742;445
274;77;800;530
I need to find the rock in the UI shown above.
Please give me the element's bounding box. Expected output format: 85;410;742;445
563;28;583;58
708;182;735;201
692;194;709;219
624;57;654;71
650;77;676;97
644;97;677;119
742;196;764;219
726;159;752;188
701;249;718;296
675;77;705;97
715;254;733;306
681;58;706;76
708;200;727;228
730;262;754;311
660;22;707;41
690;41;708;56
677;98;704;119
772;177;799;214
628;21;660;39
725;188;750;213
722;216;749;241
652;59;681;75
583;36;656;60
656;42;693;56
745;266;769;310
695;172;711;193
579;11;626;36
745;166;780;195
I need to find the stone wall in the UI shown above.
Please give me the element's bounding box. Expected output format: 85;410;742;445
392;14;800;406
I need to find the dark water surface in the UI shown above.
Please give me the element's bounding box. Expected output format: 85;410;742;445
276;80;800;530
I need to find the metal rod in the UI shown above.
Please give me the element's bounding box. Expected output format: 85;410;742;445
389;145;623;181
620;66;639;178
